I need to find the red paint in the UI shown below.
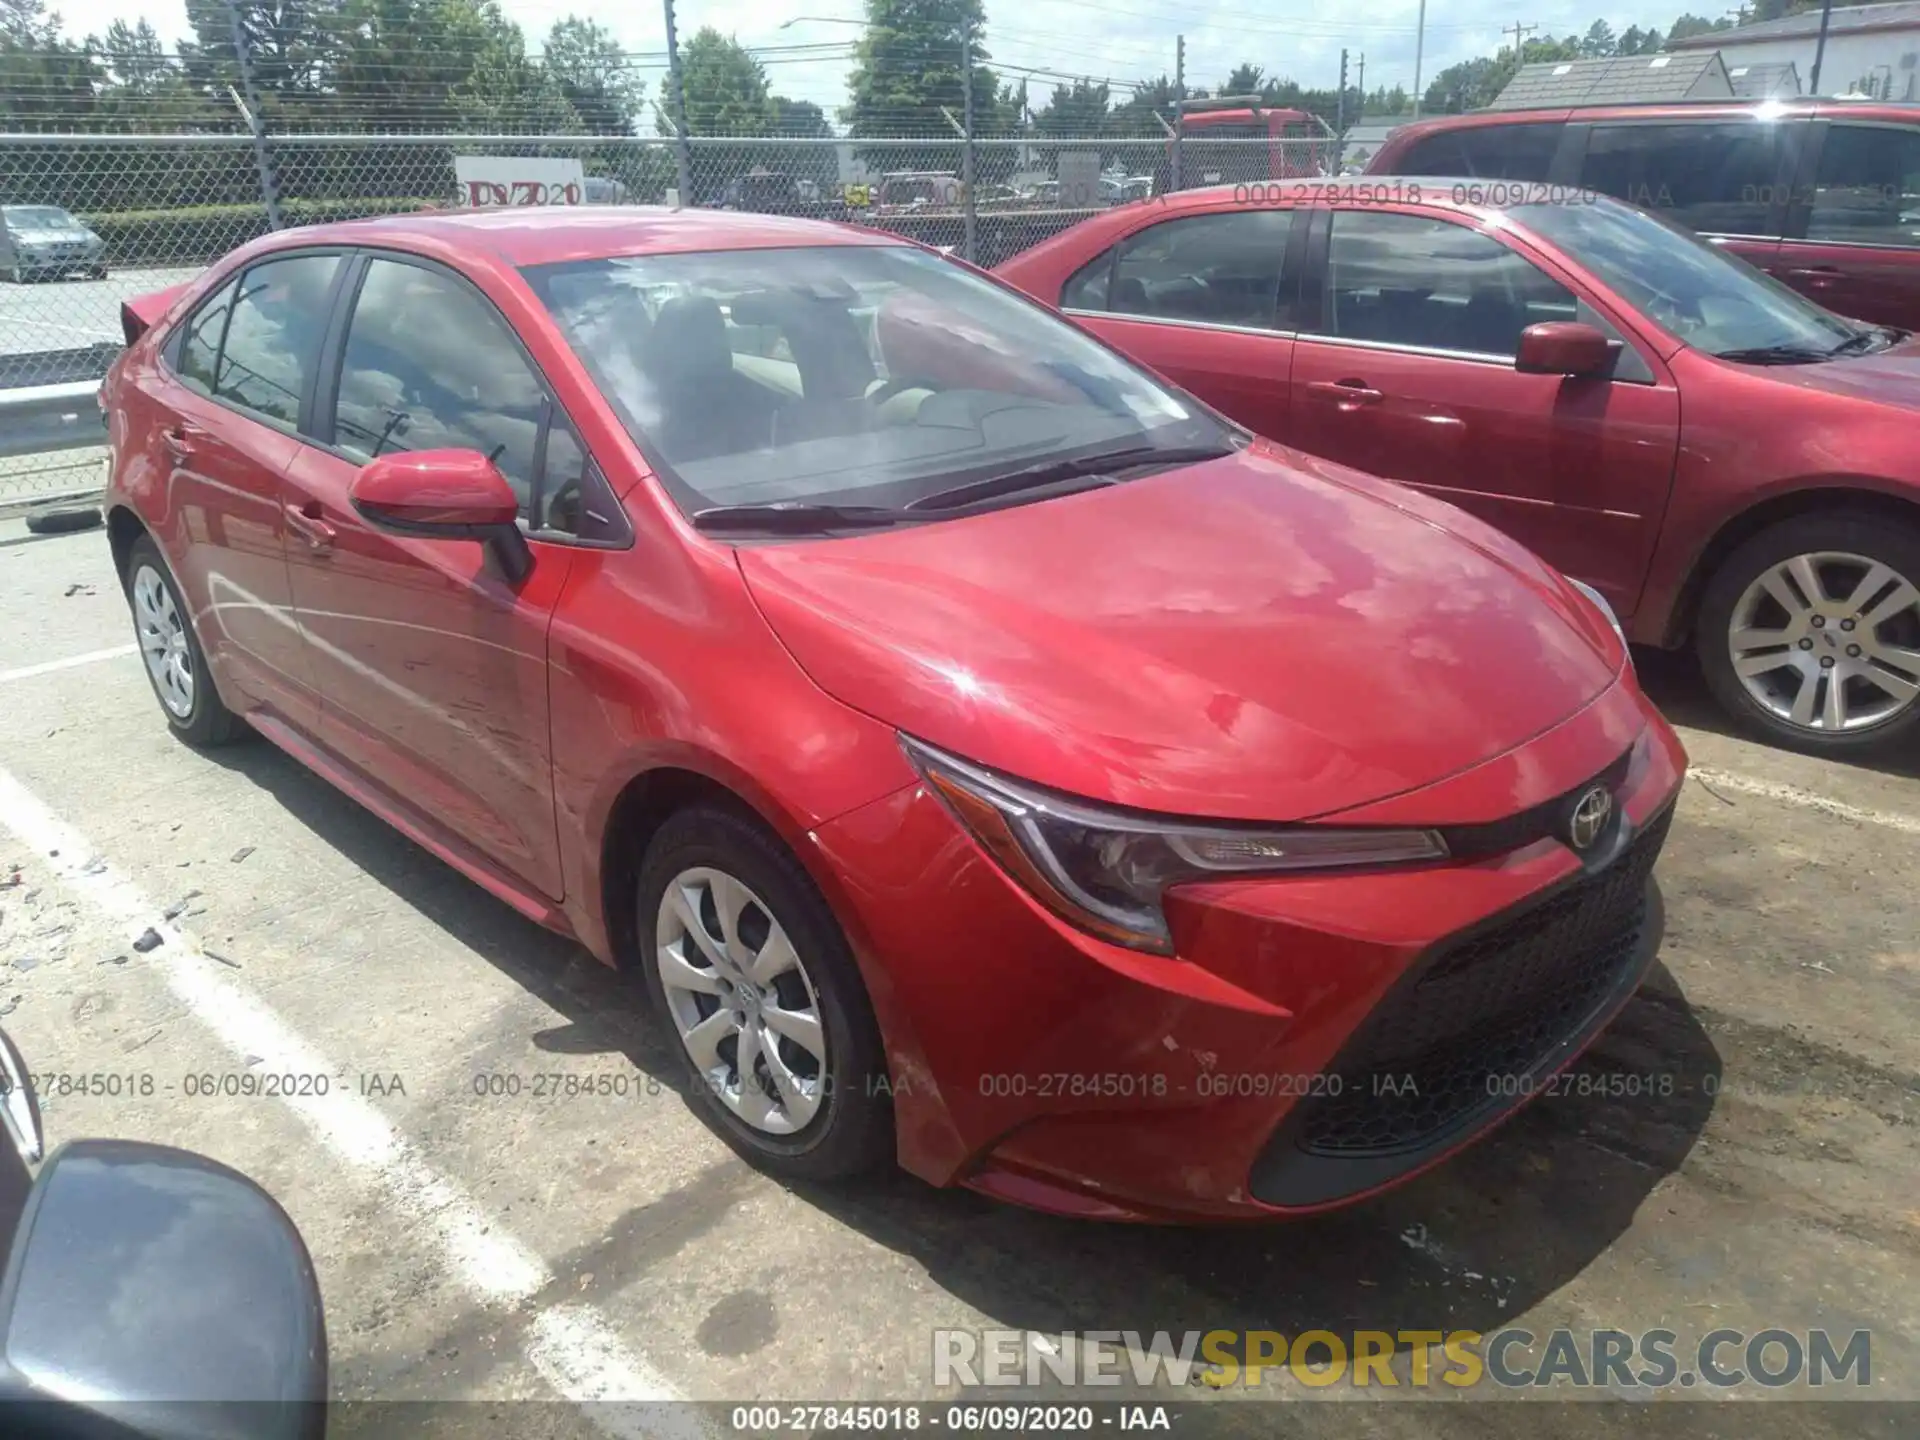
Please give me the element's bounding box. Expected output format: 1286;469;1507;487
104;209;1687;1221
349;450;521;528
995;182;1920;646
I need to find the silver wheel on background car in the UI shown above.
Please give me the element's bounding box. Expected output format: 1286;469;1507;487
1727;550;1920;733
132;563;194;719
654;866;828;1136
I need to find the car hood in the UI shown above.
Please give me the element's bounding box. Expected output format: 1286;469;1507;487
738;443;1623;822
1757;333;1920;406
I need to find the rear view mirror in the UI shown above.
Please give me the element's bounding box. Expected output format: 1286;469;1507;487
0;1139;327;1440
350;448;532;583
1516;321;1616;379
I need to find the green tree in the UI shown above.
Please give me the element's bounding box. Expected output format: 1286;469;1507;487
179;0;335;101
845;0;1000;139
671;28;774;136
0;0;102;131
1667;13;1733;42
543;16;640;134
1033;78;1111;136
1220;62;1264;98
1580;19;1618;57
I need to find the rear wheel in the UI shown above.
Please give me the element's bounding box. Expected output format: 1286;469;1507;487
124;535;246;747
1697;514;1920;756
637;803;892;1181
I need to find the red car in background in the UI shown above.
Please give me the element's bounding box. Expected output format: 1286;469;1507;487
1362;99;1920;332
997;182;1920;756
103;208;1682;1223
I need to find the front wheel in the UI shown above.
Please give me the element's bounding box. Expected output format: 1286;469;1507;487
1697;513;1920;756
637;804;892;1181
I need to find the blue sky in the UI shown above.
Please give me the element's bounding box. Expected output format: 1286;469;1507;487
57;0;1708;117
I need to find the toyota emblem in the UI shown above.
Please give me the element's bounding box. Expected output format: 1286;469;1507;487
1566;785;1614;852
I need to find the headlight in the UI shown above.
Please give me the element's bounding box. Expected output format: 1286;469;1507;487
901;735;1447;954
1567;577;1626;646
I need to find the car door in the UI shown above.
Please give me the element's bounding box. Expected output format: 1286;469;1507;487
1055;207;1301;438
280;252;600;902
138;253;345;729
1572;118;1792;277
1781;118;1920;330
1288;205;1679;619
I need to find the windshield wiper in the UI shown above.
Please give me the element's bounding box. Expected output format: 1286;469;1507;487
1828;328;1887;357
690;501;909;534
905;443;1238;514
1711;344;1833;365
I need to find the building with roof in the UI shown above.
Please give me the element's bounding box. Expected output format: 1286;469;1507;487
1489;52;1735;109
1667;1;1920;100
1725;59;1803;97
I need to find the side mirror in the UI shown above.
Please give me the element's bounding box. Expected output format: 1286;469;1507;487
1515;321;1616;379
349;448;532;584
0;1139;327;1440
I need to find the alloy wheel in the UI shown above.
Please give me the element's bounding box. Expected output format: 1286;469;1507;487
132;563;194;719
1727;550;1920;733
654;866;828;1135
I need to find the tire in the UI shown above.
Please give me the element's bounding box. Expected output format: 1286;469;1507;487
24;506;103;535
88;264;108;280
637;803;892;1181
122;534;247;747
1696;512;1920;756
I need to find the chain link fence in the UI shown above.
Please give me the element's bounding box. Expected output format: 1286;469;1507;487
0;129;1321;507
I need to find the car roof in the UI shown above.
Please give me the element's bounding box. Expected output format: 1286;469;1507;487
278;205;901;268
1388;97;1920;139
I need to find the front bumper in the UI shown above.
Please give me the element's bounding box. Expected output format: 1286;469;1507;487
809;673;1687;1222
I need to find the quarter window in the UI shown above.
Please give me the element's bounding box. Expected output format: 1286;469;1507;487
212;255;339;427
1099;211;1295;329
1061;250;1113;310
176;277;237;397
1579;122;1783;236
1808;124;1920;247
1316;211;1578;359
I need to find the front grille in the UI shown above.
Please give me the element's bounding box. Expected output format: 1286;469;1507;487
1296;804;1672;1158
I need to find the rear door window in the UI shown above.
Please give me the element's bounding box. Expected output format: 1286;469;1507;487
1394;123;1565;180
1579;122;1784;235
1808;123;1920;247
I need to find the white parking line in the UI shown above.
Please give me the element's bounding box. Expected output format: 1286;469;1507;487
0;644;137;686
1691;765;1920;838
0;761;713;1436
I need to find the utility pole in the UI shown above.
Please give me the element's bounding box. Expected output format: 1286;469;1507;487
1356;53;1365;110
1503;22;1539;54
1809;0;1836;93
960;20;977;264
1336;49;1348;143
1171;34;1185;192
663;0;694;205
1411;0;1427;118
224;0;283;230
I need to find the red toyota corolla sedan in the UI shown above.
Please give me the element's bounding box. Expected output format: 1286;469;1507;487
102;208;1685;1222
997;183;1920;758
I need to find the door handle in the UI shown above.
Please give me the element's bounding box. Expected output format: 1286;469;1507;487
160;426;199;459
283;500;336;552
1306;378;1385;409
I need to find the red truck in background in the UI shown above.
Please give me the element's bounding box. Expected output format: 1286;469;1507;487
1166;96;1336;188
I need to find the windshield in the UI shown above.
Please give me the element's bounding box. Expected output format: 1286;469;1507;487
1513;197;1860;359
525;243;1217;516
2;206;77;230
